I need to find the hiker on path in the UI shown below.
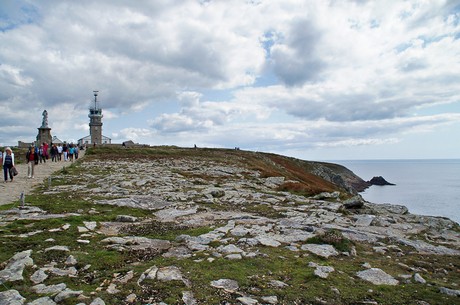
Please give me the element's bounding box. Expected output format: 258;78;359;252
2;147;15;183
69;144;75;162
50;144;58;162
26;146;38;178
43;142;49;160
63;143;68;161
38;145;46;163
57;144;63;161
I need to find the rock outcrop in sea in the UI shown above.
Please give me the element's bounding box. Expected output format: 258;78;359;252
0;147;458;304
368;176;396;186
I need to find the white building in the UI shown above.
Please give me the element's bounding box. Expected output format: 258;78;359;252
52;136;64;145
78;134;111;146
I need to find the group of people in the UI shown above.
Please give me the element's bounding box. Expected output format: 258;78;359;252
25;143;80;179
1;142;81;182
49;143;80;162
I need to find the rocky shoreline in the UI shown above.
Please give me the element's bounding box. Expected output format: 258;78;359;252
0;147;459;304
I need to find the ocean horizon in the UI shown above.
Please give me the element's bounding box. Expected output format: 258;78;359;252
334;159;460;225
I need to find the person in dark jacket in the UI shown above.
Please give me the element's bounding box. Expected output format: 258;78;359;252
50;144;58;162
3;147;15;182
26;146;39;178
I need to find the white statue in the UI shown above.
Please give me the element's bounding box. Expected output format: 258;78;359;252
41;110;48;128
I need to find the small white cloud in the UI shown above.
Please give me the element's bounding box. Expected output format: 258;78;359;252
119;127;154;143
0;64;33;87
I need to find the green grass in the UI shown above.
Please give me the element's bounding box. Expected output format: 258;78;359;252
119;221;214;240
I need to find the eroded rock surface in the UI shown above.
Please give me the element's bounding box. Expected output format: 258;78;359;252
0;152;458;304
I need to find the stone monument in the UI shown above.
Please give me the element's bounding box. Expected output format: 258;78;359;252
37;110;52;145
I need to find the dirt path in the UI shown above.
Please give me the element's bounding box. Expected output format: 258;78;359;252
0;150;85;205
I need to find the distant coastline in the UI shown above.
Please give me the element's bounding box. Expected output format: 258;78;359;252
335;159;460;224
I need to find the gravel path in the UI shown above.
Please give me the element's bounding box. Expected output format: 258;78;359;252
0;150;85;205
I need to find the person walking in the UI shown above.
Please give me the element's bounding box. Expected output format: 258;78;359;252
39;145;46;163
50;144;58;162
2;147;15;183
26;146;38;178
43;142;49;160
69;144;75;162
57;144;63;161
63;143;68;161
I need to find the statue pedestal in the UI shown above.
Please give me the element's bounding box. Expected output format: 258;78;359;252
37;127;52;145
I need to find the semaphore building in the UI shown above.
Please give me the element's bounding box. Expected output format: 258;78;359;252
78;91;111;146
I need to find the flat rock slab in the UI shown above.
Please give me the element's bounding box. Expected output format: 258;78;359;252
262;296;278;304
45;246;69;252
439;287;460;296
218;244;244;254
138;266;158;284
90;297;106;305
210;279;239;293
182;291;197;305
300;244;339;258
0;289;25;305
353;215;375;227
30;269;48;284
0;250;33;284
397;238;460;255
162;246;192;259
28;296;57;305
54;288;83;303
314;266;335;279
101;236;171;251
154;207;198;221
157;266;190;287
137;265;190;287
83;221;97;230
96;196;174;211
269;280;288;288
237;296;259;305
31;283;67;294
0;206;45;215
356;268;399;285
257;236;282;247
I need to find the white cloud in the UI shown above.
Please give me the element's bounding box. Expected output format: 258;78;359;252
119;127;154;143
0;0;459;159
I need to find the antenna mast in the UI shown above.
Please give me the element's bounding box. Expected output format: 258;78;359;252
93;90;99;109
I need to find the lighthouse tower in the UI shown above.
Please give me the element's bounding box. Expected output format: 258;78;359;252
89;90;103;145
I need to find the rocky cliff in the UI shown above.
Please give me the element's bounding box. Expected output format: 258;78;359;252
0;146;458;305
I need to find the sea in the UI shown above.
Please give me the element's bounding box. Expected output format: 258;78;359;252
335;159;460;225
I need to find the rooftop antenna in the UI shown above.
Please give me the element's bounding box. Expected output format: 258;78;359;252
93;90;99;109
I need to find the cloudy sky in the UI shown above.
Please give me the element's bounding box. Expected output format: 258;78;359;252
1;0;459;160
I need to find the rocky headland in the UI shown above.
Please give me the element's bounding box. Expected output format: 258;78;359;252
0;146;458;304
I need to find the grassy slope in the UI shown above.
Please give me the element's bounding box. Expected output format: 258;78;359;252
87;146;363;196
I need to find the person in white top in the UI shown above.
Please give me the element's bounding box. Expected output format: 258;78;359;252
57;144;63;161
